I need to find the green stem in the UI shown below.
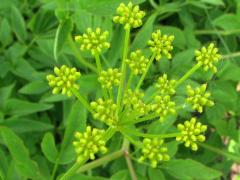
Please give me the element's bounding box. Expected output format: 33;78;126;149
221;52;240;59
103;127;116;141
77;150;124;173
71;88;92;112
121;113;159;125
59;158;87;180
126;71;134;90
117;28;131;113
194;29;240;36
136;54;155;90
119;129;142;148
199;143;240;163
94;54;102;73
68;37;97;73
175;63;202;87
130;132;181;139
51;150;64;180
122;138;138;180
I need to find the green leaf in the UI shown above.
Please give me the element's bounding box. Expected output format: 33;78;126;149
0;126;43;179
10;6;27;42
61;101;87;149
148;168;166;180
5;99;53;116
71;174;108;180
162;159;222;180
19;81;49;94
78;0;145;16
54;18;73;61
213;14;240;31
131;13;157;50
41;132;58;163
0;148;8;179
0;18;12;46
160;26;186;49
1;118;53;133
0;83;15;109
111;169;130;180
201;0;224;6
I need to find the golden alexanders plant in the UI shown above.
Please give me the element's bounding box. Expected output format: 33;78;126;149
46;2;222;179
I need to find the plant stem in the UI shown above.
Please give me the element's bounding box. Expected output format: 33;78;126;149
136;53;155;90
131;132;181;139
221;52;240;59
77;150;124;173
195;29;240;36
51;150;63;180
59;158;87;180
103;127;116;141
122;138;138;180
94;54;108;99
175;63;202;87
126;71;134;90
68;36;97;73
94;54;102;73
121;113;159;125
199;143;240;163
71;88;92;112
117;28;131;113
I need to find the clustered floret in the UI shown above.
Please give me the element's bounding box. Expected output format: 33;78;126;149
46;65;81;97
98;68;121;89
151;95;176;122
75;28;110;55
148;30;174;60
186;84;214;113
138;138;170;168
123;89;150;114
90;99;117;126
125;50;149;75
156;74;176;95
45;2;222;168
195;43;221;73
73;126;107;162
176;118;207;151
113;2;145;30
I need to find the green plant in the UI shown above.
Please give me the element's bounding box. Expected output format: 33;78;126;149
44;2;238;179
1;0;240;179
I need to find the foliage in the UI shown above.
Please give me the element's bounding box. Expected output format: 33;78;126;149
0;0;240;180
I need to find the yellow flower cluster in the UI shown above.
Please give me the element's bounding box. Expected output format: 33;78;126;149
151;95;176;122
73;126;107;162
75;28;110;55
98;68;121;89
90;99;117;126
125;50;149;75
123;89;150;114
46;65;81;97
195;43;221;73
148;30;174;61
113;2;145;30
156;74;176;95
176;118;207;151
186;84;214;113
138;138;170;168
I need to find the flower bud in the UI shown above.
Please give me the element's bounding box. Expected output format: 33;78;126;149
176;117;207;151
46;65;81;97
113;2;145;30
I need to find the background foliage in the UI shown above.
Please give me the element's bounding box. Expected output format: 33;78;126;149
0;0;240;179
